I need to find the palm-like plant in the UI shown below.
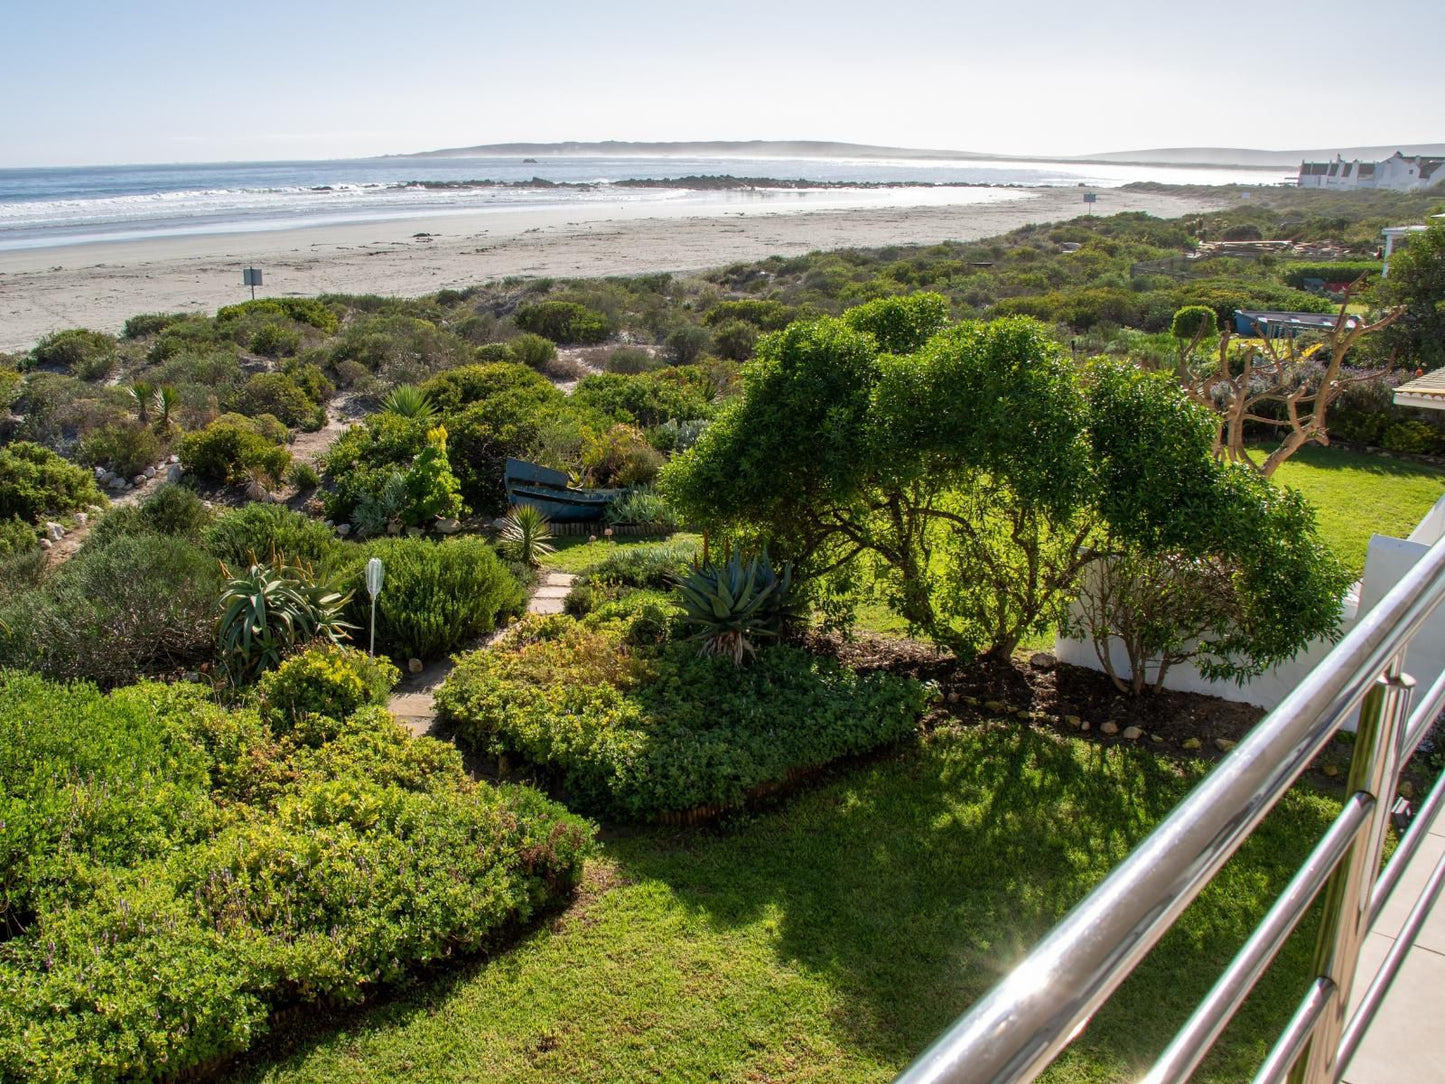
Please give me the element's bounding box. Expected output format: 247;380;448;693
500;504;556;567
672;549;793;665
127;381;156;424
381;384;436;422
217;559;354;679
152;385;179;430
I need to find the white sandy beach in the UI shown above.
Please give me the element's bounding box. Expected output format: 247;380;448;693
0;187;1222;352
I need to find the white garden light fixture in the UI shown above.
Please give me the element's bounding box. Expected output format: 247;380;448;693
365;557;384;656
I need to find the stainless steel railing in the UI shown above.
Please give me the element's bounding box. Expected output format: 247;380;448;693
894;532;1445;1084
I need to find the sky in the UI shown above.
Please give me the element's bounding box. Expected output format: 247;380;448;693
5;0;1443;168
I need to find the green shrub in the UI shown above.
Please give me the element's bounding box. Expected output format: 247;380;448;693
572;370;714;428
0;532;220;686
77;421;162;479
257;643;399;738
583;423;664;487
604;487;678;530
437;619;928;818
0;441;105;522
702;299;796;330
288;460;321;490
217;297;339;334
121;312;187;339
709;318;759;361
1383;419;1441;456
665;324;710;364
179;414;291;485
0;672;592;1083
231;371;320;429
509;331;559;369
1280;261;1380;289
1170;304;1218;340
204;503;343;568
0;517;38;559
346;536;524;661
581;539;695;589
28;328;117;379
514;300;610;344
249;321;302;357
604;347;664;374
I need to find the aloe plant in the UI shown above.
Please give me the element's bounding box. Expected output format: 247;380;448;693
127;381;155;424
217;560;354;679
381;384;436;422
500;504;556;568
152;385;179;430
672;549;793;665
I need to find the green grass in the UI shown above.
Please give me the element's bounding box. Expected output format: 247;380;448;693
231;724;1337;1083
539;532;701;574
1266;443;1445;574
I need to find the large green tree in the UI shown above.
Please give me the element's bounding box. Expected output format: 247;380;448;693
662;295;1349;665
1380;221;1445;370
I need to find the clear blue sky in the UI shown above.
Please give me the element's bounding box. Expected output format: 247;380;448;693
6;0;1442;167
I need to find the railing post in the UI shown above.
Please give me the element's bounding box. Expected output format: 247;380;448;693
1288;658;1414;1084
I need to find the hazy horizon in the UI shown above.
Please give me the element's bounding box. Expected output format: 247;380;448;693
6;0;1442;170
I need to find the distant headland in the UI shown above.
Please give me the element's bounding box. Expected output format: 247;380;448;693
393;138;1445;170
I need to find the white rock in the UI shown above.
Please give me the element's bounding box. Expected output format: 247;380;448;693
93;466;107;479
1100;721;1119;735
45;522;65;540
435;517;461;534
166;465;184;483
143;466;156;480
336;523;352;537
1029;651;1057;670
131;475;146;486
74;512;88;526
38;538;53;550
107;477;127;490
167;454;179;464
407;658;424;675
1121;725;1143;741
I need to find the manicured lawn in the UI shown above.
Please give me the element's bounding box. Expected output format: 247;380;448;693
1267;443;1445;574
231;723;1337;1083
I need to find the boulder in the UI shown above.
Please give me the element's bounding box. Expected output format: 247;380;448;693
1100;721;1119;736
1063;714;1083;728
167;454;179;464
45;522;65;540
107;476;127;491
38;538;53;550
1121;726;1143;741
74;512;88;526
1215;738;1237;753
435;517;461;535
1029;651;1057;670
407;658;424;675
166;465;184;484
142;466;156;480
335;523;352;537
982;700;1007;714
1182;737;1203;750
93;466;107;479
131;475;146;487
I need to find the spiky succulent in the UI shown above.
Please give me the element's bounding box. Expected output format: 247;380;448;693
381;384;436;422
671;549;793;665
500;504;556;567
217;560;354;680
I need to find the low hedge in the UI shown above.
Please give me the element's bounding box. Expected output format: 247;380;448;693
435;616;930;819
0;672;592;1084
0;441;106;522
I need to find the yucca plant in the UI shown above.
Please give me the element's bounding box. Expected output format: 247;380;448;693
127;380;155;424
152;385;179;430
672;548;793;665
217;559;354;680
381;384;436;422
500;504;556;568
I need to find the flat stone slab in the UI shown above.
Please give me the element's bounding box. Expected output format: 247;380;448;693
533;585;571;599
530;597;567;615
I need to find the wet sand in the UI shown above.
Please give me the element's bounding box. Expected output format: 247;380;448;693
0;187;1222;352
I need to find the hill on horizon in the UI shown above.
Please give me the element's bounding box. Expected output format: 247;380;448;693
397;139;1445;168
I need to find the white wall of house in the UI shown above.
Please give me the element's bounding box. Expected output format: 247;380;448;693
1055;493;1445;723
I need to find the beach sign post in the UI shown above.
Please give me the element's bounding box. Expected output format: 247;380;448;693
1083;192;1097;215
365;557;384;656
242;267;263;300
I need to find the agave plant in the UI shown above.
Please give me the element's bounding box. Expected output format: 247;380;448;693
381;384;436;422
500;504;556;568
672;549;793;665
217;559;354;679
353;471;409;538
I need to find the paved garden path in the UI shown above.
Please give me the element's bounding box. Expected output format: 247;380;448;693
387;570;575;737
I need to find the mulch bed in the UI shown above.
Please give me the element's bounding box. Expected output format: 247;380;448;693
803;632;1406;793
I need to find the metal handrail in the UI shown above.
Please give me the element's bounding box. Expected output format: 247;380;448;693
894;532;1445;1084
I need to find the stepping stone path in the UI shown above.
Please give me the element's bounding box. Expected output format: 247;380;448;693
386;570;576;737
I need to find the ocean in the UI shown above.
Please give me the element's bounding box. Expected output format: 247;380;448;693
0;155;1289;252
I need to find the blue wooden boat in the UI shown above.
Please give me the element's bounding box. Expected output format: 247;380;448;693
504;458;620;523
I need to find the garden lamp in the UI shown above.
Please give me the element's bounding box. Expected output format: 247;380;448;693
365;557;384;656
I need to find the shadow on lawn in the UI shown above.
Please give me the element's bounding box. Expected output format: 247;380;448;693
613;723;1337;1080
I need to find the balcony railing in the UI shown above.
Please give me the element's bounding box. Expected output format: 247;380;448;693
894;533;1445;1084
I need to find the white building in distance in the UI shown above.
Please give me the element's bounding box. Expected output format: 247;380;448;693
1297;151;1444;191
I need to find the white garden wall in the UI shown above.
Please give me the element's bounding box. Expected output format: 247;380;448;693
1055;493;1445;722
